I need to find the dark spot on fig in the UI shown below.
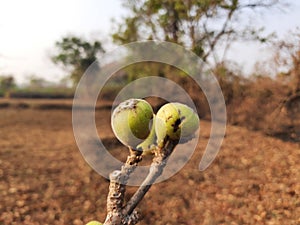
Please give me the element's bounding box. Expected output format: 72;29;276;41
166;115;173;121
172;118;181;132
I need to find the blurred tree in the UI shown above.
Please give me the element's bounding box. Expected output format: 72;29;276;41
271;29;300;139
274;29;300;95
212;61;248;103
51;36;105;85
113;0;282;65
0;75;16;98
26;75;48;88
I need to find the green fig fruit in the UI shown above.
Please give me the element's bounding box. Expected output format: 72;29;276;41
155;103;181;142
136;115;157;155
172;103;199;139
111;98;154;148
86;221;103;225
155;102;199;143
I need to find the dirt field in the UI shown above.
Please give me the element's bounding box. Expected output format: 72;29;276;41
0;101;299;225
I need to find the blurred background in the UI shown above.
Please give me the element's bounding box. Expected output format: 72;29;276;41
0;0;299;224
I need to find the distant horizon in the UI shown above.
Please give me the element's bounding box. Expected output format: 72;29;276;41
1;0;299;85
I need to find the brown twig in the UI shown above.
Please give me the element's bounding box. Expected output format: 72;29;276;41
123;139;178;217
104;139;178;225
104;149;142;225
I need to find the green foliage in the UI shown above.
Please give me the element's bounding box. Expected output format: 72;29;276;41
52;36;105;85
0;75;16;97
10;87;74;99
113;0;280;64
0;75;16;90
0;89;4;97
120;62;173;82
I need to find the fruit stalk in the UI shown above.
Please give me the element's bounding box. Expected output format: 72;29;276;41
104;149;142;225
123;138;178;216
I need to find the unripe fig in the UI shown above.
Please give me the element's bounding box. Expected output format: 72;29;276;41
86;221;103;225
155;103;181;142
136;115;157;155
172;103;199;139
155;102;199;143
111;98;154;148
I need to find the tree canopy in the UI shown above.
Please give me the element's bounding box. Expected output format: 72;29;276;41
274;29;300;94
52;36;105;85
113;0;282;65
0;75;16;97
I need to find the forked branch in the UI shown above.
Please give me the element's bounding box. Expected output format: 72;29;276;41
103;139;178;225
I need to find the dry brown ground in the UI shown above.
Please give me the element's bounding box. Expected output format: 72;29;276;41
0;101;299;225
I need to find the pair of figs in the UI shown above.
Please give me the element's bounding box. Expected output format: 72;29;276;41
111;99;199;152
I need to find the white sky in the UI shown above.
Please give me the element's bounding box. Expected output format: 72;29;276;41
0;0;124;84
0;0;299;85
